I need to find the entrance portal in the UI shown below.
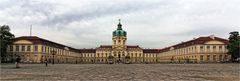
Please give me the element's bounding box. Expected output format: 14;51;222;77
118;54;121;63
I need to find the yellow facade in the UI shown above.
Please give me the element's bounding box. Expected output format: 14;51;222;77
7;39;81;63
157;40;229;63
6;21;229;64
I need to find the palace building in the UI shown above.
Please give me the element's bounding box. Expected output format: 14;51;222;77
6;20;229;64
6;36;81;63
157;35;229;63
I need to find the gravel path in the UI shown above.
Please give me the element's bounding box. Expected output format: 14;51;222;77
1;64;239;81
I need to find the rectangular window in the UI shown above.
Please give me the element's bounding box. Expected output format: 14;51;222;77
45;47;47;53
34;55;38;62
191;47;194;53
42;46;44;53
21;45;25;51
27;46;31;51
48;47;50;53
207;55;210;62
207;46;210;52
16;45;19;51
213;55;216;62
34;46;38;52
183;49;185;54
189;48;191;53
200;55;204;63
213;46;216;52
219;46;222;52
10;45;13;51
219;55;223;62
195;46;197;53
200;46;204;52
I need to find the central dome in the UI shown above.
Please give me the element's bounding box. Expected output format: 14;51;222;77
113;21;127;37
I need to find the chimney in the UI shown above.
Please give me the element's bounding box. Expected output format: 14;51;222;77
193;37;196;40
209;35;215;39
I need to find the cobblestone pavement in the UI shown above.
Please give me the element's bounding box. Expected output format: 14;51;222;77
0;63;240;81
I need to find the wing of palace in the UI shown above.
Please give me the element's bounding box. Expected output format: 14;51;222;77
6;20;229;64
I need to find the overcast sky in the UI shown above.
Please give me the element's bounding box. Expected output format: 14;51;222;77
0;0;239;49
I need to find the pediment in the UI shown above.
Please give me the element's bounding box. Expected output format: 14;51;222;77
13;40;33;44
204;40;225;44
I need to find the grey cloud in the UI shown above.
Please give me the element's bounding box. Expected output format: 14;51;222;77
1;0;56;16
0;0;239;48
41;1;166;27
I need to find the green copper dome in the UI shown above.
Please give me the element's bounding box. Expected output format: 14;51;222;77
113;20;127;37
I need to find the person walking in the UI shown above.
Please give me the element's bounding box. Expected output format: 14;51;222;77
45;58;48;67
15;56;21;68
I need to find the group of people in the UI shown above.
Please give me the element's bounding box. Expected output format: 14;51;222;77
14;56;49;68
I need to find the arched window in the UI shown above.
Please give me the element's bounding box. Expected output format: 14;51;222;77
114;54;116;56
118;51;121;58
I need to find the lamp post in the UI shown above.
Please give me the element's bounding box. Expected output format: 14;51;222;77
51;49;56;65
0;33;2;63
122;52;125;63
114;52;116;64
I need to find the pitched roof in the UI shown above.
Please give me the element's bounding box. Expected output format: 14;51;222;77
79;49;96;53
143;49;160;53
98;45;141;48
12;36;79;52
127;45;140;48
99;45;112;48
159;36;229;53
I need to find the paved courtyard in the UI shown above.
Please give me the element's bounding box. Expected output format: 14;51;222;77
0;64;240;81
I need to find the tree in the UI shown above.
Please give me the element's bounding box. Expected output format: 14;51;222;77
227;31;240;62
0;25;15;63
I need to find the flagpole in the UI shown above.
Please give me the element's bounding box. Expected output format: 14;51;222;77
30;25;32;37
